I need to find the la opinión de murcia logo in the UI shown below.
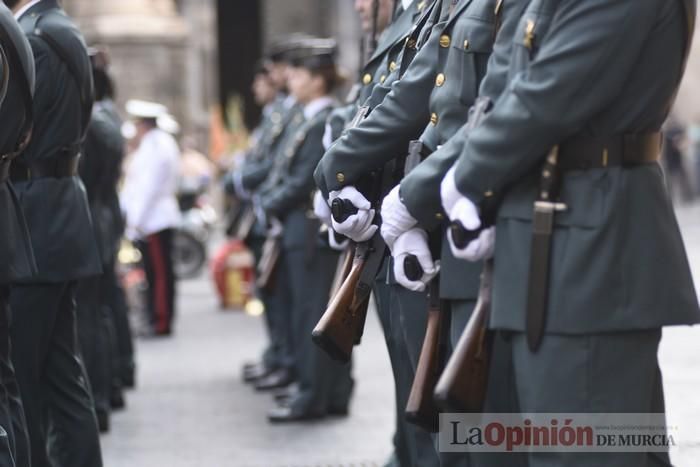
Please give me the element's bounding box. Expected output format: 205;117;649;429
439;413;678;453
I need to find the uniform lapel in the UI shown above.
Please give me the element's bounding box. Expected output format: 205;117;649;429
445;0;476;29
365;1;423;69
23;0;58;18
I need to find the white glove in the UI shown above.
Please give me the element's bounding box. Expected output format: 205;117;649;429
328;229;350;251
380;185;418;252
392;228;439;292
313;190;332;227
446;197;495;262
440;166;462;218
328;186;378;242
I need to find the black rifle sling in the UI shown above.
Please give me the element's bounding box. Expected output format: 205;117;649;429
34;25;92;146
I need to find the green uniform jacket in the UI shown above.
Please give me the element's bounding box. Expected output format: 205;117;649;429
239;95;298;193
315;0;505;299
399;0;530;299
14;0;101;282
0;3;37;283
447;0;700;332
259;101;335;250
80;107;125;266
326;0;430;145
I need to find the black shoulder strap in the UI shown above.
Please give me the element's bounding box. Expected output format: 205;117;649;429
33;23;92;143
398;0;439;76
0;27;33;160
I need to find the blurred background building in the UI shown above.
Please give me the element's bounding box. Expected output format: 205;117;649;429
62;0;361;158
61;0;700;156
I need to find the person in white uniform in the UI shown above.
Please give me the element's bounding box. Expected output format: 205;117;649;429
120;100;182;337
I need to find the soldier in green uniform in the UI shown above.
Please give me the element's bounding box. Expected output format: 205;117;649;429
231;39;306;389
251;38;354;422
437;0;699;465
314;1;443;465
4;0;103;465
87;49;135;396
314;0;526;465
76;48;129;433
0;4;34;465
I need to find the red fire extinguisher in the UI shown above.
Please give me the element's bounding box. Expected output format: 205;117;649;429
211;239;255;310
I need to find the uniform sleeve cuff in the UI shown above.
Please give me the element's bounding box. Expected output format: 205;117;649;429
402;188;443;232
453;155;489;207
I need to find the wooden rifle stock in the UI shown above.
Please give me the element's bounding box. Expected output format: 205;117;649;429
434;260;494;413
311;246;370;363
328;245;354;301
405;278;447;433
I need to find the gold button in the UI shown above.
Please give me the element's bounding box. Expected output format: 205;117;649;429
463;40;470;50
380;75;386;84
435;213;444;220
524;19;536;50
430;113;438;125
406;38;417;49
389;61;397;72
363;73;372;85
336;173;346;183
435;73;445;87
439;35;450;48
484;190;494;198
417;0;426;10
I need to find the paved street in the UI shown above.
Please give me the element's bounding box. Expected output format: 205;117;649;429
102;205;700;467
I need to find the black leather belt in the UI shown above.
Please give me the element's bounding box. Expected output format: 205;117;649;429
525;131;662;352
10;154;80;182
558;133;662;172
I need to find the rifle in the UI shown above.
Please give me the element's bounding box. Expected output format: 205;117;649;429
404;256;449;433
255;219;283;291
232;205;256;241
311;198;383;363
435;182;500;413
434;259;494;413
328;241;354;300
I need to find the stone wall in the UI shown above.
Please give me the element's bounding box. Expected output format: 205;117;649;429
62;0;216;146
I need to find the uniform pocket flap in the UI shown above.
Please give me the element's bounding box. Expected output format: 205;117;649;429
497;170;609;229
451;18;495;54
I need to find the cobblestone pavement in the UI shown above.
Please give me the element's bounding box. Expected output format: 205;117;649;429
102;205;700;467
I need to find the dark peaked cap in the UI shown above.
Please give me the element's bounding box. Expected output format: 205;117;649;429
287;38;337;70
266;32;315;62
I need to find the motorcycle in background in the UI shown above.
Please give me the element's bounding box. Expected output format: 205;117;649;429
173;189;217;279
